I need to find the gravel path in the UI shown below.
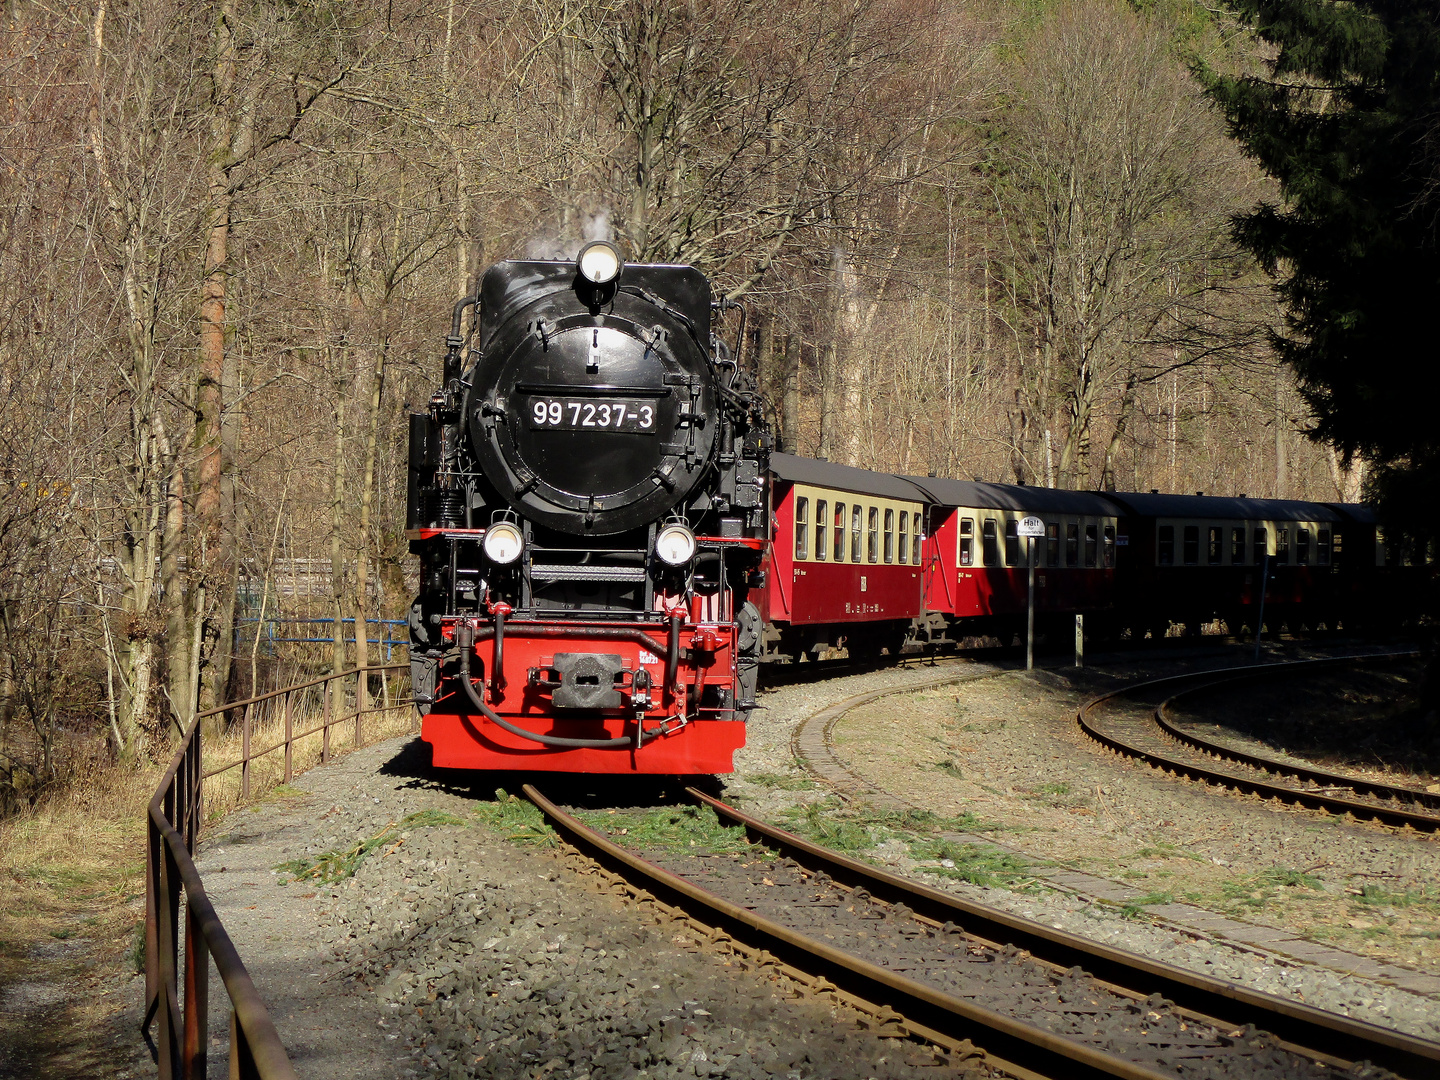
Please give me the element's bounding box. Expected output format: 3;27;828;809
196;739;983;1079
723;645;1440;1045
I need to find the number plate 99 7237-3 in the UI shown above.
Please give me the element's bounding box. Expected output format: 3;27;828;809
529;398;656;433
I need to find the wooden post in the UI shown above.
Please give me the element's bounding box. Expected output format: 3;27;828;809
1074;613;1084;668
240;705;251;800
230;1009;257;1080
182;899;209;1080
321;682;331;764
354;670;364;748
157;817;181;1079
282;692;293;785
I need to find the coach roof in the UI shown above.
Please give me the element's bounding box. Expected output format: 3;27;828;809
769;453;931;501
1101;491;1346;522
901;475;1125;517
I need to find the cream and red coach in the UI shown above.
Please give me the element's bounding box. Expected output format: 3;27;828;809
902;477;1122;639
763;454;928;659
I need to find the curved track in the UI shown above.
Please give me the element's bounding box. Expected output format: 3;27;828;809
524;784;1440;1080
1077;653;1439;832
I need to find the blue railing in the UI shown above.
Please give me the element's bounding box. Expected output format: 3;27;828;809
235;617;409;661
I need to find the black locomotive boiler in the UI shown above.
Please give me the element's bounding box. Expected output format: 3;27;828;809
407;243;770;773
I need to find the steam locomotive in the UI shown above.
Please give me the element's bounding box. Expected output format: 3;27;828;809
407;244;771;774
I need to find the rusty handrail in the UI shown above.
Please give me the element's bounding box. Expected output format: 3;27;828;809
145;663;415;1078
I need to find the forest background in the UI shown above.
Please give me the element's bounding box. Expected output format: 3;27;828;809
0;0;1372;802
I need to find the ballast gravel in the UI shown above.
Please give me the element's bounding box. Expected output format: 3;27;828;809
729;646;1440;1043
319;820;977;1080
206;735;980;1080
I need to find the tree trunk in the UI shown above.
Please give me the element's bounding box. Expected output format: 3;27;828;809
194;0;245;722
781;333;800;454
1100;374;1138;491
352;339;386;714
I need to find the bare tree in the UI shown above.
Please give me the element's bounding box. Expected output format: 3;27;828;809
993;0;1266;489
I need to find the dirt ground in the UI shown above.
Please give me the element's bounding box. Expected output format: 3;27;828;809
1167;660;1440;788
827;663;1440;974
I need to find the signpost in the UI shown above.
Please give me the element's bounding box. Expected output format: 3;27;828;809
1017;516;1045;670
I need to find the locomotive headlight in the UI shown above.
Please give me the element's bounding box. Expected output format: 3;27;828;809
483;521;524;565
655;523;697;566
577;240;623;285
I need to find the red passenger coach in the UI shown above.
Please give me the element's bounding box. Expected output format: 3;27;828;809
764;454;927;658
1103;492;1348;635
904;478;1120;638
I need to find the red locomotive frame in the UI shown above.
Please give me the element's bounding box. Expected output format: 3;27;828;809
417;531;758;774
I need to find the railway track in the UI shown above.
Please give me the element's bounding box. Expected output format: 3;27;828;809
523;783;1440;1080
1076;653;1440;833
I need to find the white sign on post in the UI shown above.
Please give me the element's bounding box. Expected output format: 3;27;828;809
1017;515;1045;538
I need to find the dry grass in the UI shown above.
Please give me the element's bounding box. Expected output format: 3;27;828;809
0;752;157;1076
199;686;418;825
0;675;418;1076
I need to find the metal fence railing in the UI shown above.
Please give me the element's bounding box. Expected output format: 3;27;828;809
144;663;412;1079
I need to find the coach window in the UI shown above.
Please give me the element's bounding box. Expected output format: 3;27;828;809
1102;525;1116;567
898;512;909;564
1046;522;1060;567
960;518;975;566
814;500;828;560
1183;525;1199;565
1232;526;1246;565
867;507;880;563
833;503;846;561
1005;519;1021;565
1318;528;1332;565
1083;523;1098;567
1277;526;1290;564
884;509;896;563
1296;527;1310;565
795;497;809;560
1208;527;1223;564
982;519;999;567
1158;525;1175;566
912;525;922;566
1066;522;1080;566
1253;527;1268;565
851;506;863;562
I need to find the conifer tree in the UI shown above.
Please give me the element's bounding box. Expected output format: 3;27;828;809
1205;1;1440;550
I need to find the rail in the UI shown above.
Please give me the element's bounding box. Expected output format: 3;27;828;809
526;783;1440;1079
1076;652;1437;831
144;663;412;1079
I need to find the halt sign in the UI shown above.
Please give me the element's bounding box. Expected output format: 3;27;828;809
1017;515;1045;538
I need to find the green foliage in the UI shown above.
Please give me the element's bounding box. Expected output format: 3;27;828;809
1352;883;1440;913
1219;865;1325;909
783;801;876;851
577;804;756;855
1258;866;1324;889
1120;891;1176;918
1202;1;1440;549
274;807;476;884
402;810;468;829
742;772;817;791
779;799;1001;870
911;839;1034;888
128;920;146;974
472;791;555;847
1134;843;1206;862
